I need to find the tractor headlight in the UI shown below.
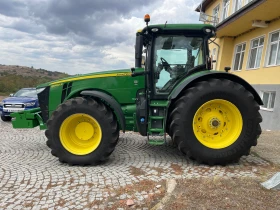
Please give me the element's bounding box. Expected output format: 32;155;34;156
25;102;36;107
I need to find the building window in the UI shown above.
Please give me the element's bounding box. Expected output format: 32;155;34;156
233;43;246;70
212;48;217;69
222;0;230;20
248;37;264;69
266;31;280;66
233;0;242;12
212;48;217;59
245;0;253;5
260;91;276;111
212;5;220;26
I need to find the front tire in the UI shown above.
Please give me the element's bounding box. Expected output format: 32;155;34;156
169;79;262;165
1;115;11;122
46;97;119;165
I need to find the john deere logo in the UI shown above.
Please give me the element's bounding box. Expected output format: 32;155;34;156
116;73;131;76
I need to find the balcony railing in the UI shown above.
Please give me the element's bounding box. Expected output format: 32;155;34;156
199;12;219;26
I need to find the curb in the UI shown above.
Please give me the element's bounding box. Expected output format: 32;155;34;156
151;179;177;210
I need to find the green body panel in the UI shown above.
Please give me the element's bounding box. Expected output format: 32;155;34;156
169;70;217;99
150;100;170;107
47;68;145;123
121;104;137;131
12;68;147;130
37;69;139;88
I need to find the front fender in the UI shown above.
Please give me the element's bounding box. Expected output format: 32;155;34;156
80;90;126;133
169;71;263;105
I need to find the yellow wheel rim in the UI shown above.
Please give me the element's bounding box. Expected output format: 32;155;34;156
59;113;102;155
193;99;243;149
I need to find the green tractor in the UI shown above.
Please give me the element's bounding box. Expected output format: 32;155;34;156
11;15;262;166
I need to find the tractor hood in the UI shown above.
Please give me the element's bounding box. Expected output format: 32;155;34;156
37;68;134;89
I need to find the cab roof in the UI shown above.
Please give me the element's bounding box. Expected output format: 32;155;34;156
149;23;215;31
138;23;216;37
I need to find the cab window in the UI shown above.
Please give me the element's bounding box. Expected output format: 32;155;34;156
153;35;204;93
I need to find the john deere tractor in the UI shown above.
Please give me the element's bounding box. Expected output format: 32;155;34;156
11;15;262;166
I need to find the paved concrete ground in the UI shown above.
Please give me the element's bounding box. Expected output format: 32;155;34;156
0;120;277;209
252;131;280;165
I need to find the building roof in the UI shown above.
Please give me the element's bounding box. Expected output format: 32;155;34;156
195;0;279;37
195;0;213;12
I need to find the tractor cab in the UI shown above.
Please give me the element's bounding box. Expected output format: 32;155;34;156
132;15;216;144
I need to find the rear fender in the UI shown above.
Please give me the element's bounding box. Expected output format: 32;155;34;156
80;90;126;133
169;71;263;105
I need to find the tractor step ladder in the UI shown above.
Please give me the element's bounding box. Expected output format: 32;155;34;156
147;101;168;145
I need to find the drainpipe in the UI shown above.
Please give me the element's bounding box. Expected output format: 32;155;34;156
212;41;220;70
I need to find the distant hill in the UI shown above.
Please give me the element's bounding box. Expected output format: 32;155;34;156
0;65;69;95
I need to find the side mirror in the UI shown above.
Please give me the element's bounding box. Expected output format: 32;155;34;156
135;34;144;68
9;93;14;97
224;67;231;72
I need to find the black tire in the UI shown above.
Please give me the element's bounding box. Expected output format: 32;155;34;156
45;130;51;148
1;115;12;122
46;97;119;165
169;79;262;165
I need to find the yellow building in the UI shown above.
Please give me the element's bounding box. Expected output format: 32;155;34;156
196;0;280;130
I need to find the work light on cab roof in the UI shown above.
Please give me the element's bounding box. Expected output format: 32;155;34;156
144;14;150;24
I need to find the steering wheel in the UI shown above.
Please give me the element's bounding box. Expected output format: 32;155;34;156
160;57;171;68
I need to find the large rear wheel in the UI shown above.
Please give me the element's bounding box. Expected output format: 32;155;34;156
46;97;119;165
169;79;262;165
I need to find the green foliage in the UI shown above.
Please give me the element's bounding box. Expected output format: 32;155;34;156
0;70;69;95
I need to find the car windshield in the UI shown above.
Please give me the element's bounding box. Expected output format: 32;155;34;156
14;89;38;98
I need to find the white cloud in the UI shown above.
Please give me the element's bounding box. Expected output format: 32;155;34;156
0;0;201;75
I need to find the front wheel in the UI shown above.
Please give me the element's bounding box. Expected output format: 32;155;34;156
1;115;11;122
169;79;262;165
46;97;119;165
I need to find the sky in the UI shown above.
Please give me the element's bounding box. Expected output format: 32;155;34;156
0;0;201;75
